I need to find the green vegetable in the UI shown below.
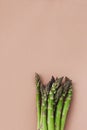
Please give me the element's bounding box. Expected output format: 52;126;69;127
55;95;63;130
61;86;73;130
55;78;71;130
48;78;63;130
35;73;73;130
40;76;55;130
41;92;47;130
35;73;41;130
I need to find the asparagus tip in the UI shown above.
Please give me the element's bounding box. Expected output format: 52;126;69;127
35;73;40;83
65;76;72;83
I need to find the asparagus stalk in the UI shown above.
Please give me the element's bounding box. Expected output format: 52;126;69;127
42;92;47;130
60;85;73;130
35;73;41;130
48;77;63;130
55;95;63;130
40;84;45;130
40;76;55;130
54;85;63;112
55;78;72;130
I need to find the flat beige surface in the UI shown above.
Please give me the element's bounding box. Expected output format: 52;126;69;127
0;0;87;130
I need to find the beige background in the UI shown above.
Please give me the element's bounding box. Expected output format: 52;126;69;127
0;0;87;130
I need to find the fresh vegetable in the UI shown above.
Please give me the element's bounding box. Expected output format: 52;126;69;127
35;73;73;130
48;77;63;130
55;78;72;130
35;73;41;130
60;86;73;130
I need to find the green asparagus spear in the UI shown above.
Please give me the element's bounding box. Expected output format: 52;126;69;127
40;84;45;130
35;73;41;130
48;77;63;130
54;85;63;112
46;76;55;96
55;95;63;130
42;92;47;130
55;78;72;130
60;85;73;130
40;76;55;130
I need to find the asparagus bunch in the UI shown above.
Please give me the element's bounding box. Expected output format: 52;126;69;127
35;73;73;130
